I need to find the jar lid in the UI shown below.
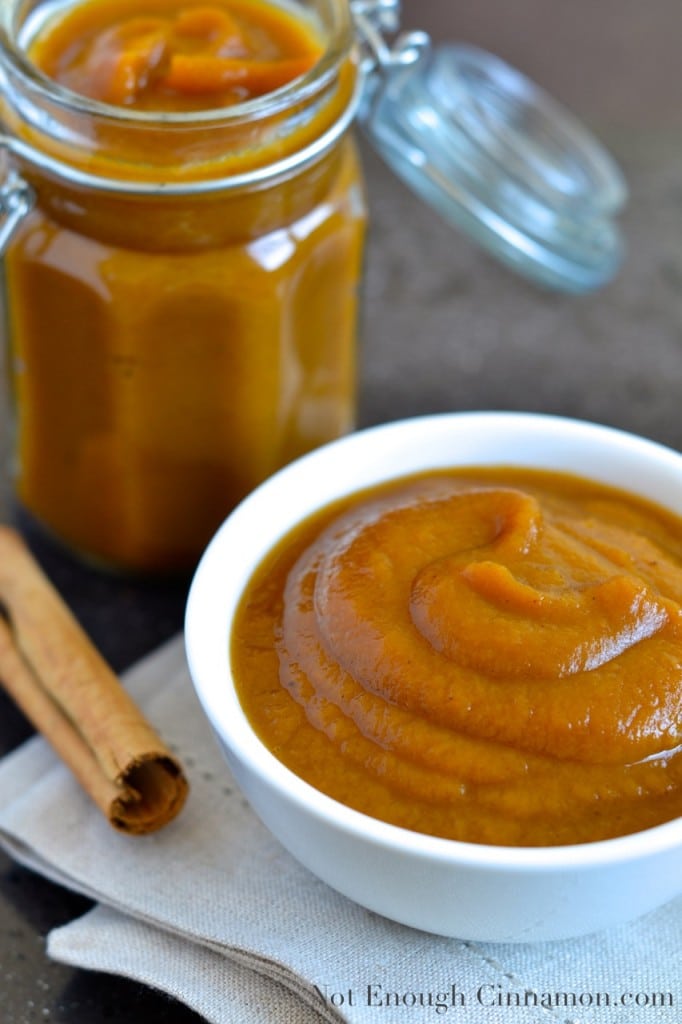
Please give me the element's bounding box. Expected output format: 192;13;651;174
356;24;627;293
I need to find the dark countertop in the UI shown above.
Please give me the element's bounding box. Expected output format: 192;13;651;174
2;1;682;1020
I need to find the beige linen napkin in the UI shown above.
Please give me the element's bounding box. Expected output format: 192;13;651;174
0;636;680;1024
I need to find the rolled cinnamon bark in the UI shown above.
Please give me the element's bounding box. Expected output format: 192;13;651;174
0;526;188;833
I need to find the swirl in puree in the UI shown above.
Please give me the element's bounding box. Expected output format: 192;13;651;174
231;468;682;846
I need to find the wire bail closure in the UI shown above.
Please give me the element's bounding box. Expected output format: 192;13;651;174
351;0;430;77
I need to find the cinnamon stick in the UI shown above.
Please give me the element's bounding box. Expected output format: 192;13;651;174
0;526;188;834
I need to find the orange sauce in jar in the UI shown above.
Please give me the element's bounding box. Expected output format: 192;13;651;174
2;0;365;572
232;468;682;847
29;0;322;111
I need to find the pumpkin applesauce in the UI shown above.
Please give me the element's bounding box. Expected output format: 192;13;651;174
231;468;682;847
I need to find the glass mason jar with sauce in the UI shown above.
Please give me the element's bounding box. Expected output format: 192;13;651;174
0;0;627;574
0;0;366;573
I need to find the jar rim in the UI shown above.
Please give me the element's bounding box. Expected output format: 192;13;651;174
0;0;362;195
1;69;363;195
0;0;355;127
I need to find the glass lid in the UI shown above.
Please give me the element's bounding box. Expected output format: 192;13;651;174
352;1;627;294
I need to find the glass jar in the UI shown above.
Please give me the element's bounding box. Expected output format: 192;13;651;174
0;0;366;573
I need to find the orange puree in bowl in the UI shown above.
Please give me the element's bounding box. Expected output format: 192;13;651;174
232;468;682;847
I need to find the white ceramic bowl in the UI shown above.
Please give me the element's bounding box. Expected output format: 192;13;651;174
185;412;682;942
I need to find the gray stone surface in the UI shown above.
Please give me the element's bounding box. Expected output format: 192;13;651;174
1;1;682;1020
360;130;682;450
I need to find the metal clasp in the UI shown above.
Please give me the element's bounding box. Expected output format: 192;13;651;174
351;0;430;77
0;152;34;255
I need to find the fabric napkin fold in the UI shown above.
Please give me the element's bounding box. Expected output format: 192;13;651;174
0;635;680;1024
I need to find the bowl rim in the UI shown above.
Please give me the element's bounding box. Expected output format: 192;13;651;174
185;410;682;872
